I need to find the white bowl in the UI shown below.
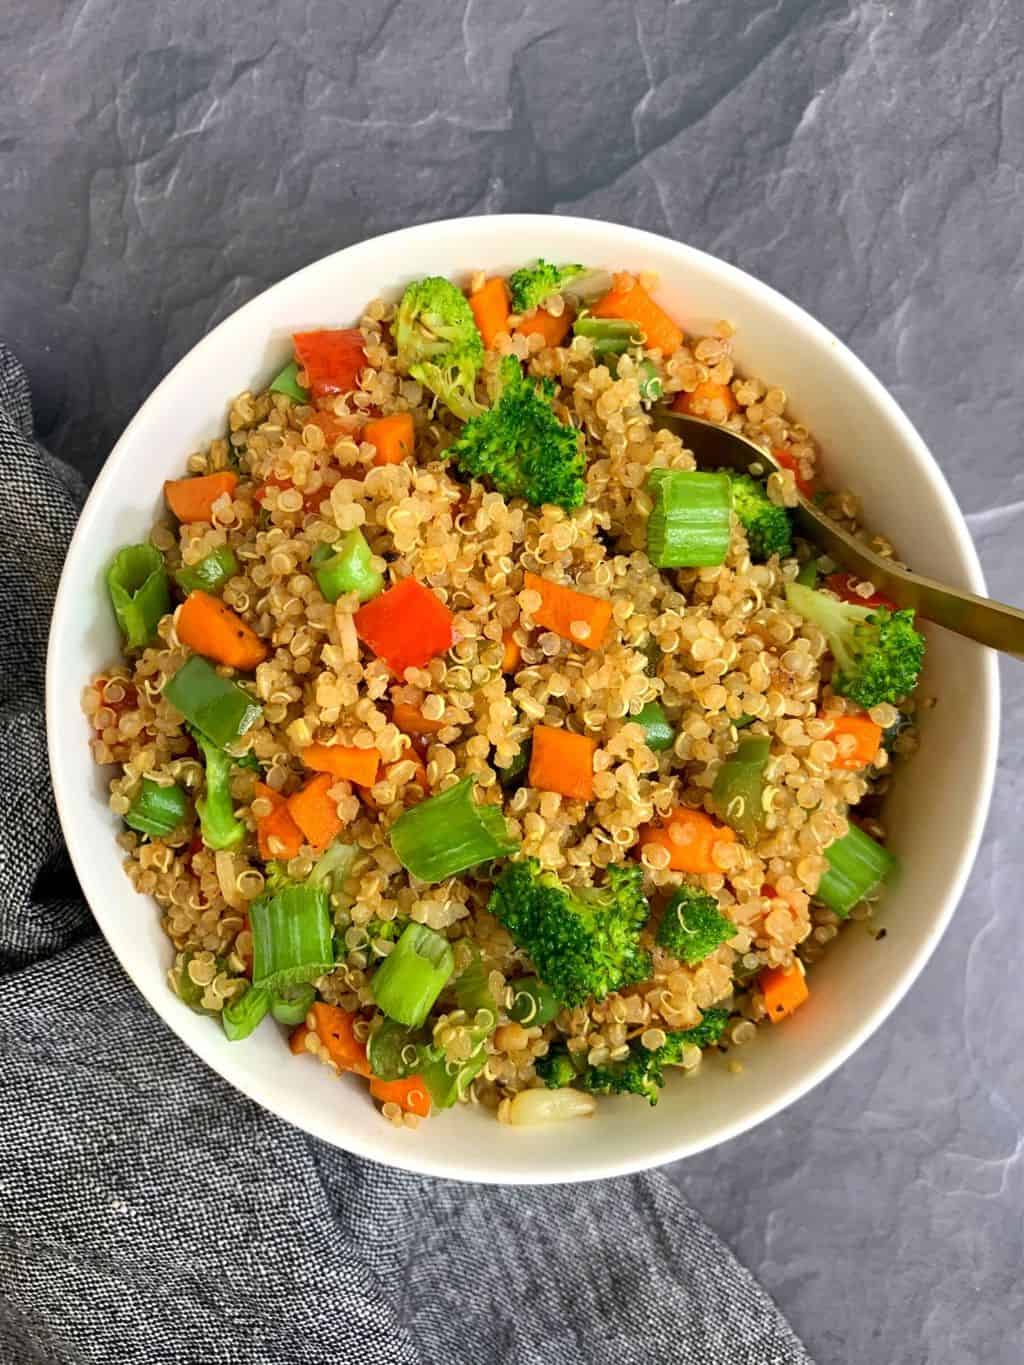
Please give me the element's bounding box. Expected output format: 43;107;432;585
46;215;999;1183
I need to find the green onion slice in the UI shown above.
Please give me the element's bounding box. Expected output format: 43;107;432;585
573;316;641;357
367;1018;427;1081
124;778;190;838
389;777;518;882
250;885;334;992
163;655;262;750
222;985;271;1041
311;529;383;604
270;983;316;1027
369;922;454;1028
816;823;897;918
645;469;733;569
106;544;170;650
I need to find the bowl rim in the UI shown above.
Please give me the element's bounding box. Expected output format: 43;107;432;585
46;213;1000;1183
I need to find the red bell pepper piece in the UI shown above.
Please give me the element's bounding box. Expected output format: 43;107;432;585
354;578;454;675
772;446;816;497
292;329;367;399
823;572;897;612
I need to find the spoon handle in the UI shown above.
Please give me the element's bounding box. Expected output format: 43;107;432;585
652;409;1024;658
792;503;1024;658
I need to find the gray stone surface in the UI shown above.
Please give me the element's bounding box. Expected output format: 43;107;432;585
2;1;1022;1360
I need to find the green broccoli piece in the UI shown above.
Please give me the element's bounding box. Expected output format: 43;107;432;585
661;1008;730;1056
786;582;925;708
657;887;734;965
394;276;485;420
191;729;245;852
537;1008;731;1105
730;474;793;561
507;260;585;314
488;859;652;1008
447;355;585;510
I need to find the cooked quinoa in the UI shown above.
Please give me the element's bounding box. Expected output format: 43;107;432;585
84;265;923;1129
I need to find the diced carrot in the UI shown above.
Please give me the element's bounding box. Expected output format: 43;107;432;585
672;381;739;419
392;701;445;737
370;1073;431;1118
636;807;736;874
164;472;238;524
823;573;897;611
292;328;367;399
591;276;683;355
501;629;522;674
287;773;344;850
773;446;816;497
309;1002;371;1076
469;276;511;349
301;743;380;787
289;1023;310;1056
354;578;455;676
177;590;268;671
515;306;573;348
528;725;595;801
523;571;613;652
824;712;883;771
365;412;415;467
255;782;305;861
760;961;809;1023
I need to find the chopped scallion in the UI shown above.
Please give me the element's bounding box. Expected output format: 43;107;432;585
645;469;732;568
573;315;641;357
508;976;559;1027
106;544;170;650
367;1017;427;1081
389;777;518;882
311;529;383;604
250;885;334;992
270;982;316;1026
124;778;190;838
222;985;271;1041
817;823;897;918
369;922;454;1028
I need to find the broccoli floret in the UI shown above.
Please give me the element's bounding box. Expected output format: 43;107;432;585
447;355;585;510
730;474;793;561
537;1009;731;1105
508;259;585;314
488;859;652;1008
394;276;485;420
191;729;245;852
785;582;925;708
657;887;734;965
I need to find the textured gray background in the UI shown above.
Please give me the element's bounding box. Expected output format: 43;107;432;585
3;2;1023;1361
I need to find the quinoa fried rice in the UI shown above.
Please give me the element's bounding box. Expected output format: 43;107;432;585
83;264;922;1131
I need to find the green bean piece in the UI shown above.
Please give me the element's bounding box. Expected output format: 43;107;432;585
367;1018;427;1081
311;529;383;604
508;976;560;1027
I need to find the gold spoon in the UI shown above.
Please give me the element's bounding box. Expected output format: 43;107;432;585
652;409;1024;659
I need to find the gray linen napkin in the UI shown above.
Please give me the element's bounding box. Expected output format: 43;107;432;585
0;341;813;1365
